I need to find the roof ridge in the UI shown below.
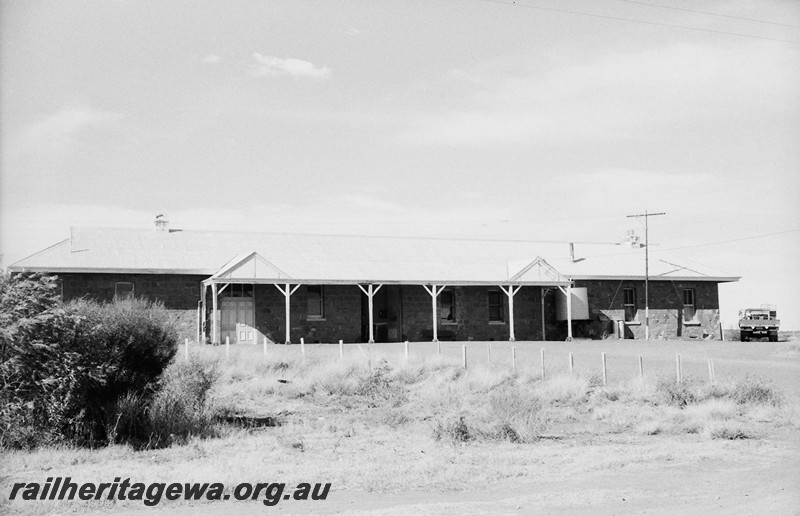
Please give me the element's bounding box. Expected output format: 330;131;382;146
68;226;619;246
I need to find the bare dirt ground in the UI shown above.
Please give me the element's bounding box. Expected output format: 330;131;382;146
5;338;800;515
104;431;800;516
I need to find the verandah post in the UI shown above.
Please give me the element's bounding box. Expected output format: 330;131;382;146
211;283;219;345
284;284;291;344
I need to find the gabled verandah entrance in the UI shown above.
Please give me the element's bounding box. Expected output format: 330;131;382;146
199;252;574;345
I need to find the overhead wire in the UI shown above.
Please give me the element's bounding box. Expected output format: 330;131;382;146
617;0;800;29
478;0;800;45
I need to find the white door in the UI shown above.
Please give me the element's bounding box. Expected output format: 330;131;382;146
220;297;255;344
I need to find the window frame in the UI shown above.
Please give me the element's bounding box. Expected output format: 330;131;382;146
219;284;254;298
682;288;697;322
488;289;505;323
306;285;325;320
623;287;637;322
439;289;457;324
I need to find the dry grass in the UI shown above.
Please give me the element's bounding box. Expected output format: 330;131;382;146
2;342;797;514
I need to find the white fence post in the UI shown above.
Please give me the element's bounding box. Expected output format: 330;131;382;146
511;346;517;374
540;348;545;380
601;352;607;386
462;345;468;370
339;339;344;360
568;351;574;373
225;336;230;360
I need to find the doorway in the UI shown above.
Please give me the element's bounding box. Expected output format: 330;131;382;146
360;285;403;342
219;284;256;344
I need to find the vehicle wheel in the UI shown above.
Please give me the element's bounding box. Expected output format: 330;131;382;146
768;330;778;342
740;330;750;342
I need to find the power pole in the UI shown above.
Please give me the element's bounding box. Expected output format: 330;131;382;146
626;210;666;340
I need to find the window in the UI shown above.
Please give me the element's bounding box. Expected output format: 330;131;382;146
114;282;134;300
623;288;636;322
439;290;456;322
488;290;504;322
683;289;696;321
219;284;253;298
307;285;324;319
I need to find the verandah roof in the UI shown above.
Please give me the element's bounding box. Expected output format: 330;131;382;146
202;251;570;286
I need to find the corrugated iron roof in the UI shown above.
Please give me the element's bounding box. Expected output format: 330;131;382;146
9;226;739;284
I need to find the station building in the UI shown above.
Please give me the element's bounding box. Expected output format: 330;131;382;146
9;220;738;344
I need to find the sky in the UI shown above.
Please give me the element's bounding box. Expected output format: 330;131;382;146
1;0;798;329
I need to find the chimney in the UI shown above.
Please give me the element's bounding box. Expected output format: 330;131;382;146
154;214;169;232
569;242;575;262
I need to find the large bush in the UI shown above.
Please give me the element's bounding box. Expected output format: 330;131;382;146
0;273;179;449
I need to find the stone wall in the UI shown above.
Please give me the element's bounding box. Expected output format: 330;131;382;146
572;279;721;340
54;273;724;343
252;284;362;344
58;273;204;342
400;286;543;342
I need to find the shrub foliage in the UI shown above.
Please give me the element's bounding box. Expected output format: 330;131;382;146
0;272;178;449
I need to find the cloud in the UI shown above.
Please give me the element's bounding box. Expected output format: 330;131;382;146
402;40;799;147
251;53;331;79
14;104;124;155
202;54;222;64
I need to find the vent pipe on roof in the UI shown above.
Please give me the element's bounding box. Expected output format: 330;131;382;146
154;214;169;232
569;242;585;263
